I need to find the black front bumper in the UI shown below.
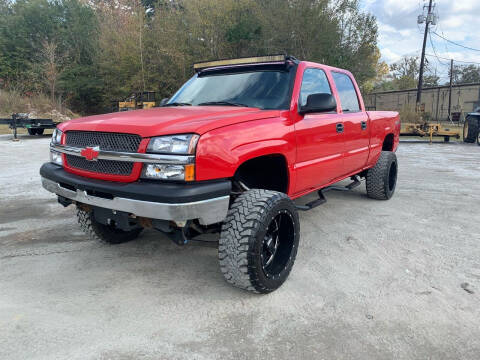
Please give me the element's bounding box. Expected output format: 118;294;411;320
40;163;232;225
40;163;231;203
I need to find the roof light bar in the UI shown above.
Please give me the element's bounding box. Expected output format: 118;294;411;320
193;55;287;72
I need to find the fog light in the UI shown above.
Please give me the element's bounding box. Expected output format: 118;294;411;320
142;164;194;181
50;150;63;166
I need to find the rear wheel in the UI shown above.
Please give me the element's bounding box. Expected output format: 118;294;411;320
366;151;398;200
76;208;142;244
27;128;36;135
36;128;44;135
219;189;300;293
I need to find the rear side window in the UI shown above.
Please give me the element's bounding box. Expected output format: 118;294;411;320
299;68;331;107
331;72;360;112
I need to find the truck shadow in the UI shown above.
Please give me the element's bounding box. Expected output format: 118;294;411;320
0;133;52;142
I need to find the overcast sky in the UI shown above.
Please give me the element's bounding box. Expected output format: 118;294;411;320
361;0;480;82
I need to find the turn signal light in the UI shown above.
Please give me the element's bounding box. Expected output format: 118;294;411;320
184;164;195;182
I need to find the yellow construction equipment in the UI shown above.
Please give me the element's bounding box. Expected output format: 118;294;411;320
401;122;461;143
118;92;157;111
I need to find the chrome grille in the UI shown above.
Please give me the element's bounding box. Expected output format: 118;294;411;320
66;155;134;175
65;131;141;176
65;131;141;153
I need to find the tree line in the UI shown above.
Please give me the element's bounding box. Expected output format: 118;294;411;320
0;0;384;114
374;56;480;92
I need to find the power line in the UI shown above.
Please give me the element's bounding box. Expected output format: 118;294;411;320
431;31;480;52
436;23;451;55
425;53;480;65
429;30;448;66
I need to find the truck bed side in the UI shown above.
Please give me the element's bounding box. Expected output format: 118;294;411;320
366;111;400;168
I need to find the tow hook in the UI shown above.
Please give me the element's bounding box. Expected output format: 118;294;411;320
152;219;189;246
167;228;189;246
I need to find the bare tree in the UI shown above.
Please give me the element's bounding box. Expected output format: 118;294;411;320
41;40;63;105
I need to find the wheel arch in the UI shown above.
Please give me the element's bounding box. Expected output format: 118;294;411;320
382;133;395;151
233;153;290;194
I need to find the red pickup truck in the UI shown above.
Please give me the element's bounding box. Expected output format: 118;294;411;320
40;55;400;293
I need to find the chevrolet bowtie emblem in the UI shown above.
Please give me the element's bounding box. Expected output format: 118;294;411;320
81;146;100;161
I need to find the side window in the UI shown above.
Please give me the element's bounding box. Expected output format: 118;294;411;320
299;68;331;107
331;72;360;112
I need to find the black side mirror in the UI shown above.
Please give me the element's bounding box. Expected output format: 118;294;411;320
159;98;169;106
299;93;337;115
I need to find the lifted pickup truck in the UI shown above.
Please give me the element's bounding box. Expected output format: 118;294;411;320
40;55;400;293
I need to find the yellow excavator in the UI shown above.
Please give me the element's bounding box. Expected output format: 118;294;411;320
117;92;157;111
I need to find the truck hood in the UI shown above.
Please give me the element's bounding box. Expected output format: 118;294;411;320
59;106;281;137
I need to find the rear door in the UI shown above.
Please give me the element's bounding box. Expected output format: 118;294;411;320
293;67;345;194
331;72;370;175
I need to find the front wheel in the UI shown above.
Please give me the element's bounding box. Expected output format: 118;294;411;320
219;189;300;293
366;151;398;200
76;208;142;244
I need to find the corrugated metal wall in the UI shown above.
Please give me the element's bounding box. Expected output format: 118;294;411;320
364;83;480;121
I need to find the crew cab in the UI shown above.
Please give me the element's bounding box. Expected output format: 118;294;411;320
40;55;400;293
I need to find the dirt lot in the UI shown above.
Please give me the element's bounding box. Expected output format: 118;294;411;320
1;134;479;359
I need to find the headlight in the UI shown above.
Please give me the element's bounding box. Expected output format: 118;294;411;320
50;150;63;166
142;164;195;181
52;128;63;145
147;134;199;154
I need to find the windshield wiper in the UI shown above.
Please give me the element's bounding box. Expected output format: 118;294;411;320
162;102;192;107
198;101;250;107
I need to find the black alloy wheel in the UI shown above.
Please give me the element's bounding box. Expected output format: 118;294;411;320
388;159;398;194
261;210;296;278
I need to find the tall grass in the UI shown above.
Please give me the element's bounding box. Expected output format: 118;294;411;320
0;89;78;121
0;89;55;116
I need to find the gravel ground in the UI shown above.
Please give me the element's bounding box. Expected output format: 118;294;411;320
0;134;479;360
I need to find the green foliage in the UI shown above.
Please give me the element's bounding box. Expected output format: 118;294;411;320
1;0;383;114
450;64;480;85
0;0;101;113
374;56;439;92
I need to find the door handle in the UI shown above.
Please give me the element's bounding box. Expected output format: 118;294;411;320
336;123;344;133
361;121;367;130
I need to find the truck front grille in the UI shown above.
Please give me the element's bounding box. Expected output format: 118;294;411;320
65;131;141;153
65;155;134;175
65;131;141;176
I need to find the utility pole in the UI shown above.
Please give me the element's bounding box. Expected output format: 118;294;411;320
416;0;435;109
448;59;453;121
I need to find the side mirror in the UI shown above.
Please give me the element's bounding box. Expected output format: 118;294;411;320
159;98;169;106
299;93;336;115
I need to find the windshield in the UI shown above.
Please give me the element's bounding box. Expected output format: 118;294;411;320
168;68;294;110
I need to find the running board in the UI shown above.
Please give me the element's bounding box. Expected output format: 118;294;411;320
295;176;361;211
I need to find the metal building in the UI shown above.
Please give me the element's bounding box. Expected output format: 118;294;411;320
364;83;480;122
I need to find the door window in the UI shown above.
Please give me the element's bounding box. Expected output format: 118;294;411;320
299;68;331;107
331;72;360;112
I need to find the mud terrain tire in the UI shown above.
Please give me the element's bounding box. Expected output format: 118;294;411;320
76;208;142;244
219;189;300;293
366;151;398;200
463;116;479;143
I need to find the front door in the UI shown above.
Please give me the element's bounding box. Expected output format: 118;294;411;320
293;68;345;194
